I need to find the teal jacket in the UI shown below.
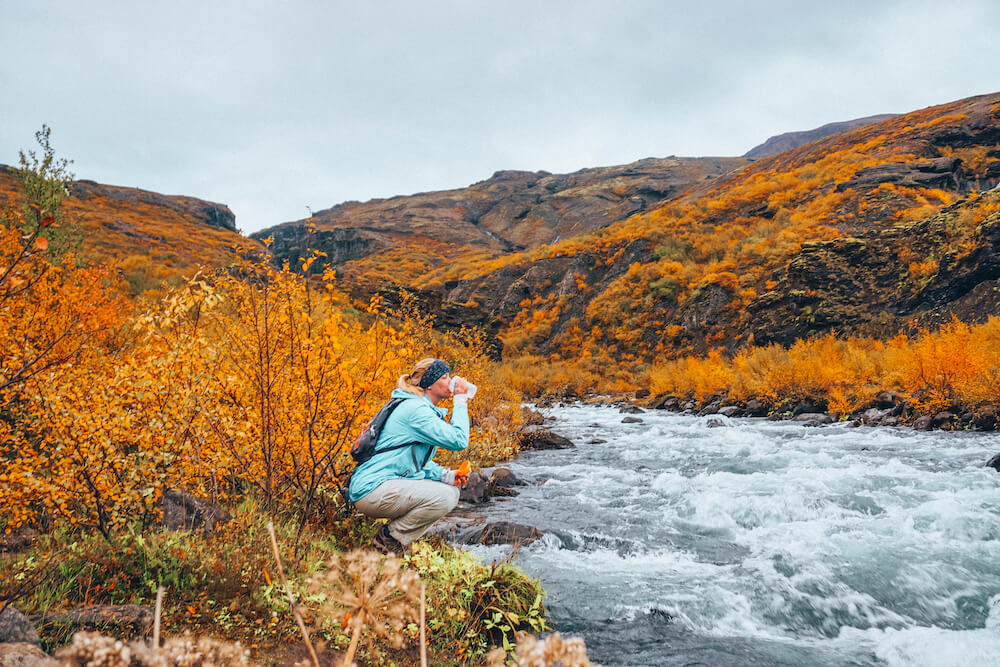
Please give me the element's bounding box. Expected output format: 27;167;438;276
348;388;470;502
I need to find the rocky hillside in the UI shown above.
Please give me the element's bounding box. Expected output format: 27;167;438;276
0;166;249;294
417;93;1000;360
252;156;750;279
744;114;897;158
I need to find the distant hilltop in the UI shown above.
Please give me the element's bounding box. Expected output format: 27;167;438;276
744;114;898;158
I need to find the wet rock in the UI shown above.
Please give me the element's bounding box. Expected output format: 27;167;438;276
158;490;230;534
974;404;999;431
619;405;644;414
744;399;768;417
705;417;727;428
795;413;834;424
490;468;525;488
874;390;900;409
520;430;575;450
621;416;644;424
986;453;1000;471
914;415;934;431
863;407;888;423
683;401;696;411
882;416;900;427
718;406;743;418
0;643;58;666
647;394;679;410
0;606;39;645
459;522;544;547
932;412;956;429
459;471;492;503
634;388;650;399
588;438;608;444
697;404;719;416
792;401;824;417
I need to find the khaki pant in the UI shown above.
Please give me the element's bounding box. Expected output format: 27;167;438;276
354;479;460;546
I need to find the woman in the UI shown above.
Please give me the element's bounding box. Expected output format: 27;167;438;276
349;358;475;554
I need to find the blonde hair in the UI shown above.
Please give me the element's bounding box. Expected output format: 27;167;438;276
397;358;437;396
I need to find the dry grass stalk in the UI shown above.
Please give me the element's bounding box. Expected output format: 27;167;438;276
306;549;421;666
153;585;164;648
266;522;319;667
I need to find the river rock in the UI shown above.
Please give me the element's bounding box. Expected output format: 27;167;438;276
0;606;39;645
718;406;742;418
158;490;230;534
619;405;644;414
974;405;998;431
744;399;768;417
914;415;934;431
986;453;1000;471
862;407;888;423
0;643;58;666
933;412;956;429
622;416;643;424
588;438;608;444
490;468;525;488
795;413;834;424
647;394;678;410
705;417;726;428
459;522;544;547
459;471;492;503
634;388;650;399
874;390;900;409
520;430;575;450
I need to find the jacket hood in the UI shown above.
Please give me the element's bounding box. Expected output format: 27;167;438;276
390;388;424;400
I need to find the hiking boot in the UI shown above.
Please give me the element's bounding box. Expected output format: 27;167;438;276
374;524;405;556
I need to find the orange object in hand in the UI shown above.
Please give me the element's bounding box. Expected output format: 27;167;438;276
457;460;471;477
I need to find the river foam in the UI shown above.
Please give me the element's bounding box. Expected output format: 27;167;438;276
464;404;1000;666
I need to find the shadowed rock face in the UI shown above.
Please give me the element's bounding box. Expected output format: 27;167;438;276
253;156;750;263
744;114;898;158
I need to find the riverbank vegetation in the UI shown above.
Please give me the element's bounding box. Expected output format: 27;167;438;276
1;131;544;664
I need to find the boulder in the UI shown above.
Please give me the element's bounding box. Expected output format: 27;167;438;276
0;606;39;645
874;390;900;409
914;415;934;431
744;399;768;417
587;438;608;444
621;416;643;424
862;407;888;423
932;412;956;429
459;471;492;504
986;453;1000;472
520;430;575;450
459;522;544;547
973;405;998;431
718;406;743;418
795;413;834;424
634;388;650;399
158;490;230;534
697;405;718;416
619;405;644;414
490;468;525;488
705;417;727;428
0;642;58;666
647;394;679;411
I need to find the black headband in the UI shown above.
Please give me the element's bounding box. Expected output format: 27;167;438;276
418;359;450;389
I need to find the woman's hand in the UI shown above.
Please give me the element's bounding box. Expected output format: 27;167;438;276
451;376;471;395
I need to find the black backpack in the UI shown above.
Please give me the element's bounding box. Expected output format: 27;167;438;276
349;398;442;470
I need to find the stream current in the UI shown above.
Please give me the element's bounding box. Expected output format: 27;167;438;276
461;404;1000;666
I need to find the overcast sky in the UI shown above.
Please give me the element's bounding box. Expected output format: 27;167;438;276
2;1;997;234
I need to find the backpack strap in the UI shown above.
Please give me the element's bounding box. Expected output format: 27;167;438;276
373;403;447;472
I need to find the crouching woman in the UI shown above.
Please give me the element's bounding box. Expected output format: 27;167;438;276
349;358;473;554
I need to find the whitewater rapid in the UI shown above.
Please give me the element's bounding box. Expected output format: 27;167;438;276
464;404;1000;666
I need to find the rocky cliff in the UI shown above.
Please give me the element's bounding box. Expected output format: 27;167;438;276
252;156;750;273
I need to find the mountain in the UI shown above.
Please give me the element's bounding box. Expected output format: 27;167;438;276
252;156;750;282
412;93;1000;359
0;166;249;294
744;114;898;158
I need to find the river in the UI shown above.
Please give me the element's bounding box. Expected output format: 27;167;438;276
462;404;1000;666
